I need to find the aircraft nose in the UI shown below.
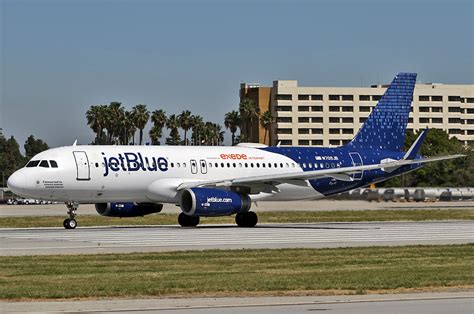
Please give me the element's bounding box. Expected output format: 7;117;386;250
7;171;27;195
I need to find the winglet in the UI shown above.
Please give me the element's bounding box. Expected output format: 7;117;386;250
403;128;428;160
72;139;77;146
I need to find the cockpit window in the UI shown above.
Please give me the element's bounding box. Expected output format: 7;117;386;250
26;160;40;167
39;160;49;168
50;160;58;168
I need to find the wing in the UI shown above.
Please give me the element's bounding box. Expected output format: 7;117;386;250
177;154;464;191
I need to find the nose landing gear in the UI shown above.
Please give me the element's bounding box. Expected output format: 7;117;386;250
64;202;79;229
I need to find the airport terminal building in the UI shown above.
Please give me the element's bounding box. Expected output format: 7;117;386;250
240;80;474;147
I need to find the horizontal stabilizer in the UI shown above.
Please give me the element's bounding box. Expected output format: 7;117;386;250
404;129;428;160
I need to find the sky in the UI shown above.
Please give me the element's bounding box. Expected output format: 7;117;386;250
1;0;473;150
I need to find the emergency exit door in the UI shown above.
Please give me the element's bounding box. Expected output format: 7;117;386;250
73;151;90;180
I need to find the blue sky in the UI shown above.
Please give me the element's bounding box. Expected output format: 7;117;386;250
1;0;473;149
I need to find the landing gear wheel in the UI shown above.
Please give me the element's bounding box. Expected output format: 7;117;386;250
235;211;258;227
64;202;79;229
178;212;200;227
63;218;77;229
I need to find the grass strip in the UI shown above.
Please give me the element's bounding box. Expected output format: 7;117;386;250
0;209;473;228
0;244;472;299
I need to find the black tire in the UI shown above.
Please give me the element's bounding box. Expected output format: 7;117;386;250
63;219;70;229
178;213;200;227
68;219;77;229
237;212;258;227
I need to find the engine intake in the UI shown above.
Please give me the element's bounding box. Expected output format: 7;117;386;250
95;202;163;217
180;188;251;216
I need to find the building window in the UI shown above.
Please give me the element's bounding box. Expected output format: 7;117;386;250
467;130;474;135
372;95;382;101
329;128;340;134
311;106;323;112
298;128;310;134
298;94;310;100
408;117;413;123
449;129;463;135
329;140;340;146
359;95;370;101
277;128;292;134
467;98;474;103
341;95;354;101
419;95;430;101
419;118;430;123
448;107;461;113
342;106;353;112
448;96;461;102
359;117;367;123
448;118;462;124
277;117;292;123
432;96;443;102
359;106;371;112
329;95;340;101
432;118;443;123
342;117;353;123
342;128;353;134
298;117;310;123
312;117;323;123
329;106;340;112
466;119;474;124
298;140;310;146
311;128;323;134
431;107;443;113
276;106;292;112
467;109;474;114
312;140;323;145
419;107;430;112
311;94;323;101
298;106;310;112
276;94;292;101
329;117;339;123
280;140;292;145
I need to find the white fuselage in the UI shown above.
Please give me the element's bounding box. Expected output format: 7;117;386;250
8;145;323;204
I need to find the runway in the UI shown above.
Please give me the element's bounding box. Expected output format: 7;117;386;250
1;221;473;255
2;292;472;313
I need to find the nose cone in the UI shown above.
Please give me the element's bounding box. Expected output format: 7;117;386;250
7;171;28;195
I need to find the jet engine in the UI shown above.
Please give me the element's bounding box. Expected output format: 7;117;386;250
180;187;251;216
95;202;163;217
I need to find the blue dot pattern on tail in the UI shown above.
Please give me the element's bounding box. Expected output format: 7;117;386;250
347;72;417;151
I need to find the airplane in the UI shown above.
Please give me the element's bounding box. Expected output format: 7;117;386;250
7;72;464;229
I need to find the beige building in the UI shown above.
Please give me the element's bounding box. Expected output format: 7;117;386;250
240;80;474;147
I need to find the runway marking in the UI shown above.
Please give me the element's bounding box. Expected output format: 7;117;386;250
1;221;473;254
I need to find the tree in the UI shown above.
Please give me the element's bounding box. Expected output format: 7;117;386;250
224;110;241;146
150;109;167;145
165;114;181;145
0;135;25;184
103;102;125;144
239;98;260;142
119;111;136;145
131;104;150;145
178;110;192;145
24;135;49;160
259;110;275;145
190;115;204;145
86;104;108;144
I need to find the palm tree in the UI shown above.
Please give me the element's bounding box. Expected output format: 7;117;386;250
178;110;192;145
239;98;260;142
260;110;275;145
104;102;124;144
150;109;167;145
166;114;181;145
131;104;150;145
224;110;241;146
86;105;104;144
120;111;136;145
190;115;204;145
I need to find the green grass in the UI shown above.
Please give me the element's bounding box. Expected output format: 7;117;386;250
0;209;473;228
0;245;472;299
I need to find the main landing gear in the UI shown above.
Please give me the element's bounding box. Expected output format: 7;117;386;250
63;202;78;229
235;211;258;227
178;212;200;227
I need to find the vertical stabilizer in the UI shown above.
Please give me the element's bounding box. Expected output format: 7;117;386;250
347;72;417;151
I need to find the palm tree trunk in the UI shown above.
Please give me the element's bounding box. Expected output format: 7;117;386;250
231;132;235;146
184;130;187;146
263;129;267;145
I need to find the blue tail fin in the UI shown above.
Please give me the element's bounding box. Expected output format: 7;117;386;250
347;72;417;151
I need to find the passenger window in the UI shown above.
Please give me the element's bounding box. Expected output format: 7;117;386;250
286;163;289;168
268;163;272;168
251;163;254;168
280;163;284;168
221;163;224;168
26;160;40;167
39;160;49;168
49;160;58;168
262;163;266;168
171;163;175;168
215;163;218;168
256;163;260;168
245;163;248;168
95;162;98;168
227;163;230;168
177;163;181;168
233;163;236;168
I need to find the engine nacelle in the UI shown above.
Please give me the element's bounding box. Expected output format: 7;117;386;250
95;202;163;217
180;188;251;216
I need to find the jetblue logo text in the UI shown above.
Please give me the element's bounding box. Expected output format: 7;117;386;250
102;152;168;177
